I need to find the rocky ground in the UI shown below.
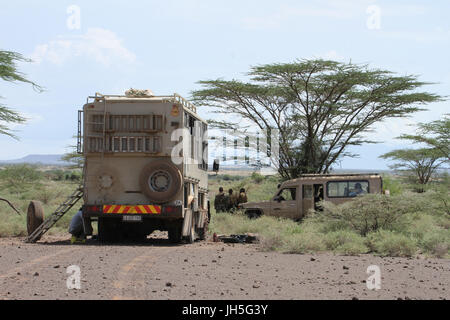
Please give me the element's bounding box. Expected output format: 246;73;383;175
0;233;448;300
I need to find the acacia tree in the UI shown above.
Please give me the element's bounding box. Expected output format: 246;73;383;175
0;50;43;138
398;115;450;162
380;148;445;188
0;50;42;214
191;59;441;180
61;137;84;171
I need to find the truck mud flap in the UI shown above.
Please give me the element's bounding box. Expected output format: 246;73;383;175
182;208;193;237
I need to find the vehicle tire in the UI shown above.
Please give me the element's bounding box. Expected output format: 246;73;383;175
245;209;262;219
168;223;182;244
186;224;195;244
197;217;209;241
139;160;182;204
98;218;118;243
121;225;147;242
27;200;44;237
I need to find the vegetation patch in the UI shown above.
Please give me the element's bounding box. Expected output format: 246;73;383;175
209;173;449;258
0;165;82;237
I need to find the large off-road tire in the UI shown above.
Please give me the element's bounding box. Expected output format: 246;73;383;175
98;218;119;243
197;217;209;241
121;224;147;242
184;224;195;244
245;209;262;219
168;222;182;244
139;160;182;204
27;200;44;237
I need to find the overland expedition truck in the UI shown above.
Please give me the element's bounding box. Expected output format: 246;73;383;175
78;91;210;243
240;174;383;220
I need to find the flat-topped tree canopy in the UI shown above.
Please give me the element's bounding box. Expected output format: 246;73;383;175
192;59;442;180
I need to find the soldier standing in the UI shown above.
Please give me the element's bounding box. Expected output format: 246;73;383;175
237;188;248;205
214;187;226;212
225;188;238;212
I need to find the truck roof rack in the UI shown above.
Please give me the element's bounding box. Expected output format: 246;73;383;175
88;92;197;113
296;173;380;177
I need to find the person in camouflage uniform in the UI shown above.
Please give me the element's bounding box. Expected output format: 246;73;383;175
237;188;248;205
225;188;239;212
214;187;226;212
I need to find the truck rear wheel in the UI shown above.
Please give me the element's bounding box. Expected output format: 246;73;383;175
197;218;209;240
98;218;119;243
185;224;195;244
27;201;44;237
168;223;182;244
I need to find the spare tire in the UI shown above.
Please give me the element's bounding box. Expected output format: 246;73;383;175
140;160;182;203
27;200;44;236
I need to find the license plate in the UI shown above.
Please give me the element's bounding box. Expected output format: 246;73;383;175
122;215;142;222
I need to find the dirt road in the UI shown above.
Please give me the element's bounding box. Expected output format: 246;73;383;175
0;234;448;300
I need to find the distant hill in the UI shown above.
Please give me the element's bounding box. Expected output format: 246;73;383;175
0;154;69;166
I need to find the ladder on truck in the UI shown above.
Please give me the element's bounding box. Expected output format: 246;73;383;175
25;187;84;243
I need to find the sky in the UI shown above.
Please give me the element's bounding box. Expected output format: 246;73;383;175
0;0;449;170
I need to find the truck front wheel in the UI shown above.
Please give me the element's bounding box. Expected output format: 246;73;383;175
245;209;262;219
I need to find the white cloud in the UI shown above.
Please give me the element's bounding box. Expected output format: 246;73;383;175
30;28;136;66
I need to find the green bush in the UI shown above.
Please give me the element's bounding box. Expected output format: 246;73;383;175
420;230;450;258
317;192;430;236
260;231;285;251
281;232;326;254
381;175;404;195
43;169;65;181
366;230;417;257
251;172;265;184
209;181;449;258
0;164;42;189
323;230;368;254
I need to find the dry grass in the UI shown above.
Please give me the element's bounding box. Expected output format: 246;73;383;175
0;166;81;237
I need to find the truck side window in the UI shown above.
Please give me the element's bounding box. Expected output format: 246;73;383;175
278;188;296;201
302;185;313;199
327;181;369;198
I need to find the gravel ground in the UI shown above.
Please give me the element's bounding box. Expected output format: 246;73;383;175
0;233;448;300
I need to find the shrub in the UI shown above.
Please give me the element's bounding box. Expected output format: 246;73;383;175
281;232;326;254
68;171;82;181
260;232;285;251
317;192;427;236
35;188;53;204
334;242;369;255
323;230;368;254
251;172;265;184
366;230;417;257
43;169;65;181
381;175;404;195
420;230;449;258
0;164;41;189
